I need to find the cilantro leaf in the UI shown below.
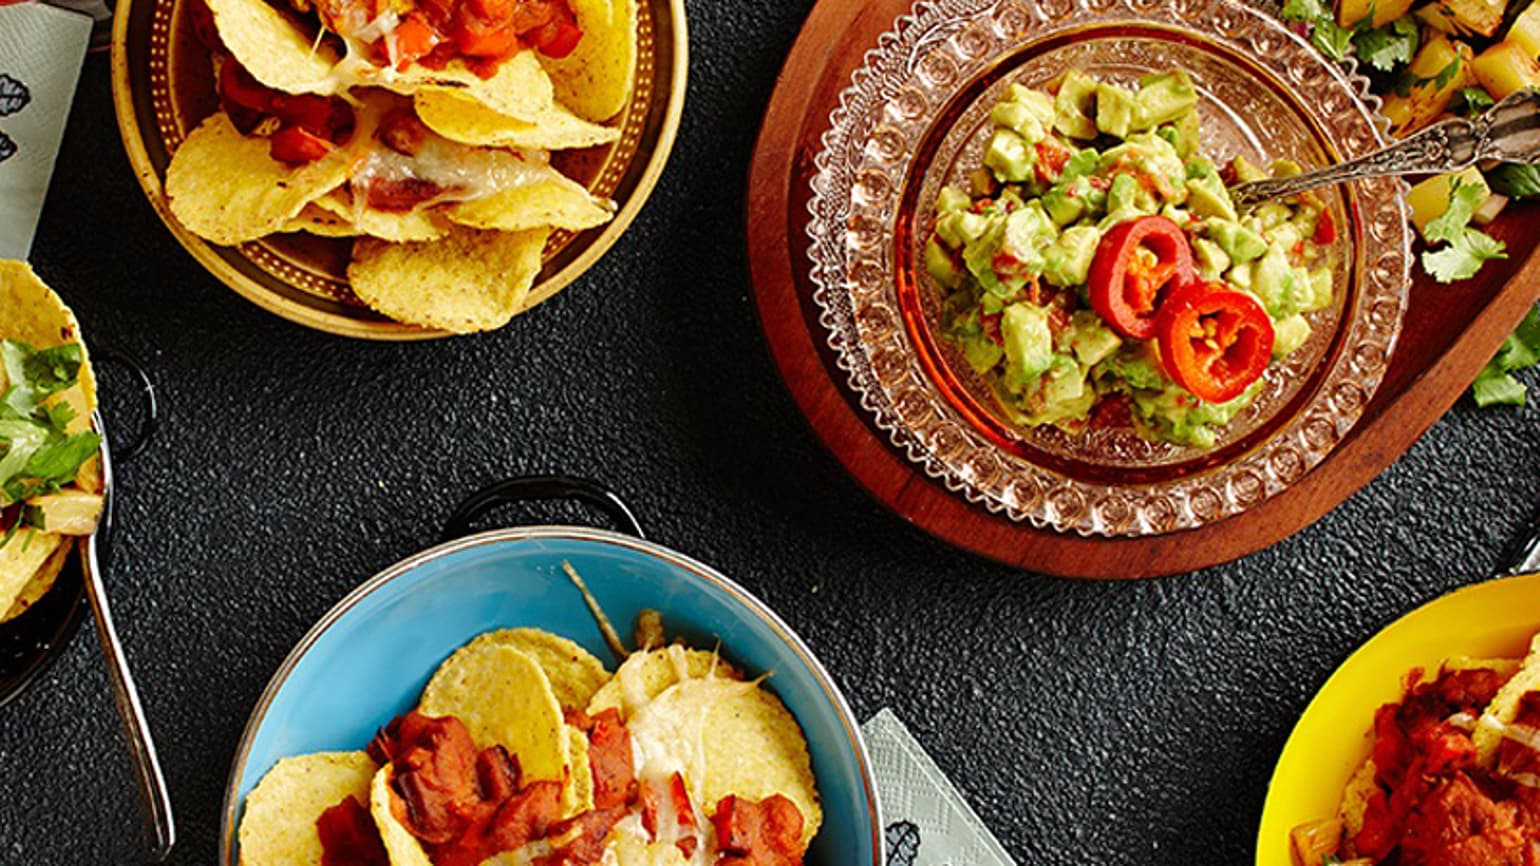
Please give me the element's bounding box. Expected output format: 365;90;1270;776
1423;228;1508;282
1453;86;1496;116
1354;18;1419;72
1473;368;1528;406
1471;307;1538;407
0;338;97;528
1425;177;1488;243
1488;162;1540;198
1281;0;1356;60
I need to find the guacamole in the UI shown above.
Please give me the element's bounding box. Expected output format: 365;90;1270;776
925;70;1336;449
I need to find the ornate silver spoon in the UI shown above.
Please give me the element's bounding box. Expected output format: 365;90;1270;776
1230;89;1540;209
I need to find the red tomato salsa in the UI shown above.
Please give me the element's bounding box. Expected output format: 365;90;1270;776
313;0;583;77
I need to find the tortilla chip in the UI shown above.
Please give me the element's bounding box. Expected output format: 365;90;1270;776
445;181;614;233
343;50;557;121
1337;757;1377;840
167;113;353;246
0;260;97;426
626;677;822;847
206;0;339;96
1476;635;1540;766
461;628;610;713
315;194;449;242
1;539;73;623
348;227;549;333
562;725;594;818
237;751;378;866
586;646;739;721
538;0;636;121
413;90;621;151
282;204;357;238
418;641;569;783
0;531;65;624
370;766;433;866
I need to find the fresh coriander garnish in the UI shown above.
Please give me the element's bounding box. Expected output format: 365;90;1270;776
0;338;101;541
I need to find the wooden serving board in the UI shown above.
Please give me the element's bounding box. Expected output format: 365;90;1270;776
746;0;1540;579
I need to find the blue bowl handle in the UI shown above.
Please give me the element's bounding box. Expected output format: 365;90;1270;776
442;476;647;542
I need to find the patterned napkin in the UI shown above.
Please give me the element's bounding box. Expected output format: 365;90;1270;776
0;1;93;260
862;709;1018;866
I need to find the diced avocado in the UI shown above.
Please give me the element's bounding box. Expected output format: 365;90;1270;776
1192;237;1231;282
1205;218;1268;263
1042;225;1100;288
1227;260;1253;290
1060;149;1100;184
1095;82;1138;139
1270;158;1304;178
1251;244;1296;318
1166;109;1201;160
1266;221;1303;253
1185;172;1238;222
1252;202;1293;231
1040;356;1087;405
1000;204;1057;270
1095;343;1166;391
1160;204;1191;225
935;209;994;249
984;129;1035;182
962;218;1007;295
1096;133;1188;206
1002;84;1057;125
1132;380;1259;448
937;186;971;212
1042;187;1086;226
1001;303;1056;388
1065;309;1121;367
1054;71;1100;140
1106;173;1144;215
1304;268;1334;313
990;99;1047;144
1134;70;1198;129
1231;155;1268;183
925;236;964;289
1272;314;1312;359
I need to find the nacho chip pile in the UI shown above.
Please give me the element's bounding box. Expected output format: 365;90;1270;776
237;625;824;865
166;0;638;333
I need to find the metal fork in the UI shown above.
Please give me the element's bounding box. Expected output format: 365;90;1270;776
1231;89;1540;209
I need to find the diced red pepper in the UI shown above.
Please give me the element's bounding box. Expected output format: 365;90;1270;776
1086;215;1196;340
1154;283;1274;403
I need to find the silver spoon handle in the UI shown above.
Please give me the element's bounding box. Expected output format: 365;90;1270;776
1231;89;1540;209
82;532;176;861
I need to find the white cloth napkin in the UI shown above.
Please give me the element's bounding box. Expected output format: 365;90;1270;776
0;2;93;259
862;709;1018;866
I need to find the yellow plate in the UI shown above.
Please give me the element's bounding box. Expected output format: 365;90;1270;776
1255;571;1540;866
110;0;687;340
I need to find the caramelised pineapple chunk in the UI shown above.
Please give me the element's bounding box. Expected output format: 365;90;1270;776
1473;40;1540;98
1407;166;1490;239
1380;35;1477;134
1418;0;1506;37
1511;2;1540;58
1338;0;1412;28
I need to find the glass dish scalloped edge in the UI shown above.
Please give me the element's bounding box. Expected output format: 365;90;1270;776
806;0;1412;538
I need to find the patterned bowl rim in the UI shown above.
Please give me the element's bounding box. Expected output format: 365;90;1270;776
805;0;1412;538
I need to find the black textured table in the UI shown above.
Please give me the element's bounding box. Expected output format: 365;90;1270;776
6;3;1540;862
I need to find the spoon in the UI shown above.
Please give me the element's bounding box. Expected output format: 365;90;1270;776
1505;501;1540;577
86;420;175;860
1230;89;1540;209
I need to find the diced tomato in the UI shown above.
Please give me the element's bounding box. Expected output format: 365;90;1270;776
1313;209;1337;245
269;126;335;165
393;13;442;69
219;59;278;114
528;10;582;58
455;18;520;58
1086;215;1196;340
1032;138;1073;185
274;93;355;143
316;796;389;866
585;709;638;810
712;795;807;866
1154;283;1274;403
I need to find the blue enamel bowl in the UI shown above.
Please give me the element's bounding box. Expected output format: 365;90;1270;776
218;527;882;864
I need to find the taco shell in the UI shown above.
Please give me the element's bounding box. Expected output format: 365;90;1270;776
418;640;569;783
1475;635;1540;766
348;226;549;333
237;751;378;866
626;677;822;846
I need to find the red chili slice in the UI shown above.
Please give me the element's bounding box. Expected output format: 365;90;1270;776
1154;284;1275;403
1087;215;1196;340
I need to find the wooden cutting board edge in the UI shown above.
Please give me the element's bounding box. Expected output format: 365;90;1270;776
745;0;1540;578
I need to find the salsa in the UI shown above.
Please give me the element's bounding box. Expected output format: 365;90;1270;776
309;0;582;77
925;70;1336;448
